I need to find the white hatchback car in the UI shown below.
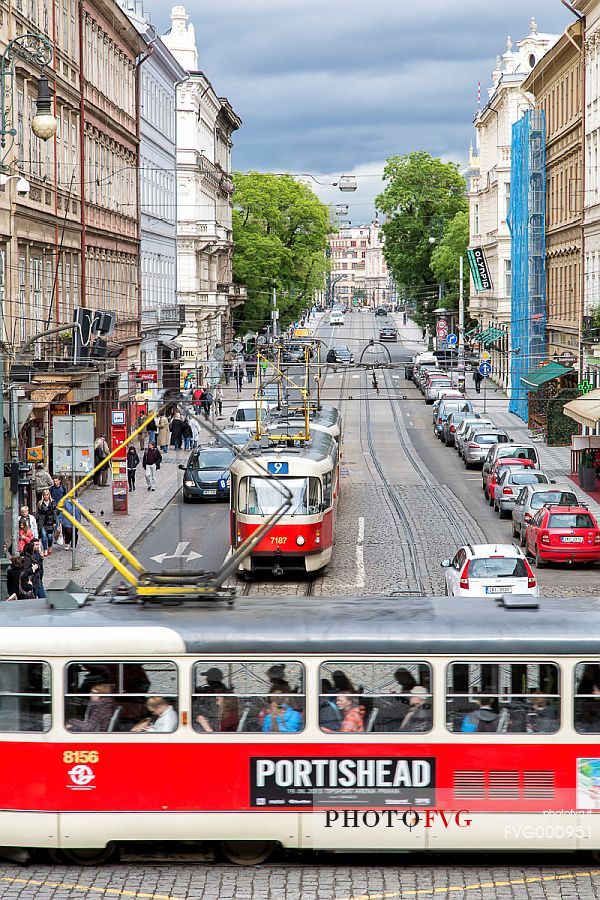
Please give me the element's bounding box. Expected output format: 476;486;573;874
441;543;539;597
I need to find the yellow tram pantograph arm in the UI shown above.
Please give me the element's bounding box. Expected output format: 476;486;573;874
56;411;160;583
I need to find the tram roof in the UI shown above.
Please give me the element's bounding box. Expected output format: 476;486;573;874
2;595;600;656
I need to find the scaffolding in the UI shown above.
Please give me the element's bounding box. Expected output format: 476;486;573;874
508;109;547;421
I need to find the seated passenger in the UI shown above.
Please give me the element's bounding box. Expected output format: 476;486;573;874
575;684;600;733
131;696;177;733
393;668;417;693
399;686;432;733
528;696;559;734
330;692;364;734
261;690;303;733
320;681;342;732
66;682;115;733
266;664;294;694
196;667;230;694
459;697;499;733
194;694;240;733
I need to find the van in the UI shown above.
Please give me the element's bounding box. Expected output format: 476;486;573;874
230;400;274;430
330;312;344;326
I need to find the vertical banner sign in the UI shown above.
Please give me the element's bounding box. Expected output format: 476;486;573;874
467;248;493;292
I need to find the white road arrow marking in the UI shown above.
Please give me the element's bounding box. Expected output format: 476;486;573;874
150;541;203;565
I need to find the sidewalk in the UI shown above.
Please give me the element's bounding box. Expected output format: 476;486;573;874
394;315;600;519
44;388;250;594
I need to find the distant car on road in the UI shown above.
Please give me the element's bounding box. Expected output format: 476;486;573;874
511;483;579;545
433;398;474;439
379;325;398;342
326;346;354;365
463;429;510;468
442;410;480;447
330;311;344;326
492;468;550;518
441;543;538;597
455;418;495;458
230;400;273;431
375;306;388;316
180;446;234;502
525;505;600;568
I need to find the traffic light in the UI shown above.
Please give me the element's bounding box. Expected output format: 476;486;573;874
73;307;92;366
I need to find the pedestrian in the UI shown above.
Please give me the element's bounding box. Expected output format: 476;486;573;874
192;386;203;414
50;475;66;506
33;462;53;500
36;489;57;556
215;384;224;419
182;418;193;450
473;370;483;394
146;414;158;446
23;540;45;599
157;414;170;453
235;363;245;393
127;445;140;492
142;442;162;492
6;555;31;601
94;435;110;486
135;413;146;451
59;498;82;550
20;505;39;540
223;361;232;386
202;387;213;421
17;518;34;554
190;414;202;448
245;355;257;385
169;412;184;450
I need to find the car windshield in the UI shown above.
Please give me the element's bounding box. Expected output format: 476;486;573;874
469;558;528;578
441;403;470;414
236;407;267;422
240;476;321;516
548;513;595;529
498;446;536;461
216;432;250;446
531;491;577;509
189;450;233;470
473;433;506;444
509;472;548;485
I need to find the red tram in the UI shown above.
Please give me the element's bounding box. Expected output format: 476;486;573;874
229;430;339;577
1;596;600;864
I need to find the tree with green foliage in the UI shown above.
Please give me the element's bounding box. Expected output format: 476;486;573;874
376;152;468;328
430;209;469;314
232;172;331;333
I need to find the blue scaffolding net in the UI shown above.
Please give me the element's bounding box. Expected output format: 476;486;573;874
508;109;547;420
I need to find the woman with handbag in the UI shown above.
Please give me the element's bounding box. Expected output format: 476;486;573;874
36;489;57;556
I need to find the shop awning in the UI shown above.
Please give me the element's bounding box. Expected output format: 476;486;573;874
521;362;574;390
563;388;600;429
481;327;505;346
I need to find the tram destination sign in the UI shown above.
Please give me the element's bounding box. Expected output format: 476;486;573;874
250;756;436;808
466;247;493;293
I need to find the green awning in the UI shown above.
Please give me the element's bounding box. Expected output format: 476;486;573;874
520;362;573;389
465;326;480;338
481;327;505;346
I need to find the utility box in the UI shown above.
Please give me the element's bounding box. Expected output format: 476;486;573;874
52;415;95;476
112;479;128;514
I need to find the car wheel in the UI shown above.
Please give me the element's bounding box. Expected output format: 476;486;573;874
498;506;508;520
534;548;546;569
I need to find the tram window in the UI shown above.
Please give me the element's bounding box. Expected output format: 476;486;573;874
191;661;305;734
0;661;51;732
64;662;178;734
574;663;600;733
239;477;321;516
446;663;560;734
323;472;333;508
319;662;432;734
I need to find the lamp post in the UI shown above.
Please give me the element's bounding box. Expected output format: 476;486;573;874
0;33;57;598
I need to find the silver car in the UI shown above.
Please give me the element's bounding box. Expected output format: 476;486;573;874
455;418;495;458
424;377;453;403
463;429;510;468
511;483;579;545
493;468;550;518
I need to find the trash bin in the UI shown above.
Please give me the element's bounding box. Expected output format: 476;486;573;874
112;479;128;514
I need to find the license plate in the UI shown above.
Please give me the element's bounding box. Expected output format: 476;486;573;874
202;489;217;496
485;585;512;594
561;536;583;543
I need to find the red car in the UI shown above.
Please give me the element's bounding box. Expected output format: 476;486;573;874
525;505;600;567
483;458;534;505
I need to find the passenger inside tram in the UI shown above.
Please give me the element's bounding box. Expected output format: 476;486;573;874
575;664;600;733
65;681;115;733
130;696;178;733
261;690;303;733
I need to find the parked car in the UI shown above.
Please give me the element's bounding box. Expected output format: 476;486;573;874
379;325;398;341
443;411;481;447
432;398;474;439
511;483;579;545
463;429;510;468
404;357;416;380
212;428;253;449
525;505;600;567
455;418;495;457
424;378;454;404
482;443;540;485
412;356;438;387
483;458;536;505
230;400;273;430
330;311;344;325
441;543;538;597
326;345;354;365
432;349;459;370
179;446;234;502
492;468;550;518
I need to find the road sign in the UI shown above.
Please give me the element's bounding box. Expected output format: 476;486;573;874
479;362;492;377
481;350;491;361
232;341;243;354
446;333;457;347
212;347;225;362
436;319;448;339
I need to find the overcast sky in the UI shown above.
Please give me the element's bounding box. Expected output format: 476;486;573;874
153;1;572;221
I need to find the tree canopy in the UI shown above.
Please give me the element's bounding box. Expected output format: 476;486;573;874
430;209;470;312
232;172;331;333
375;152;467;326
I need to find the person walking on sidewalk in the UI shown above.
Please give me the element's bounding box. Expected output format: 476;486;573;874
50;475;66;506
473;370;483;395
94;435;111;486
142;442;162;492
135;413;146;451
234;362;245;394
182;417;193;450
146;414;158;446
169;412;184;450
127;445;140;492
201;387;213;421
157;414;170;453
33;462;53;500
215;384;224;419
246;355;257;385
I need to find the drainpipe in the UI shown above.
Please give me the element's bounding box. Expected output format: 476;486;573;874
135;38;155;371
78;0;86;309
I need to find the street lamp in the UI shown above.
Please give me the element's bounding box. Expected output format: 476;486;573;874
0;32;57;597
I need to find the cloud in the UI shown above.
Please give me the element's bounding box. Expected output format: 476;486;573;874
152;1;572;219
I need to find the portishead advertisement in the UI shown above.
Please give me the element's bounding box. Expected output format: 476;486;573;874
250;757;436;808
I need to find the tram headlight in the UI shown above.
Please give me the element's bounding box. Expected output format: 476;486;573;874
296;535;306;546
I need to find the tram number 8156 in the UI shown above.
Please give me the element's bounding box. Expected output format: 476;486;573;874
62;750;100;764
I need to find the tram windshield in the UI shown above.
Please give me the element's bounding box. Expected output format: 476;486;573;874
239;476;321;516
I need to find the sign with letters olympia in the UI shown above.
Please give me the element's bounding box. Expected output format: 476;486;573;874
467;247;493;293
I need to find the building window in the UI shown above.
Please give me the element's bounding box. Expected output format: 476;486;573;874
504;259;512;297
473;203;480;235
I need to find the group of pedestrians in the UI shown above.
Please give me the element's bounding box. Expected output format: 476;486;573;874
6;471;81;601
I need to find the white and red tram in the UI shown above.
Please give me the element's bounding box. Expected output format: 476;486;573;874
2;595;600;865
229;430;339;576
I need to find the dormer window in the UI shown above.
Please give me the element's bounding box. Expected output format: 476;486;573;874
529;54;536;68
